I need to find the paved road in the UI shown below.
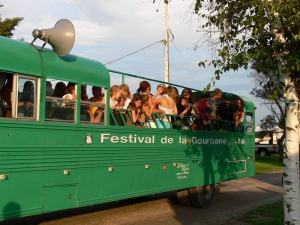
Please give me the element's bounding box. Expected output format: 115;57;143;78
2;172;283;225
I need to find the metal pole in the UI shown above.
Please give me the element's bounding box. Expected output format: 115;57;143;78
164;0;169;84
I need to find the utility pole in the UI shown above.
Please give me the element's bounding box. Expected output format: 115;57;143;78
164;0;169;83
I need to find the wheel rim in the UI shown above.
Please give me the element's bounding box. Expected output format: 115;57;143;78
260;151;266;156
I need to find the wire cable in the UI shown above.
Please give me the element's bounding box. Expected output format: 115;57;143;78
171;38;202;89
104;40;164;65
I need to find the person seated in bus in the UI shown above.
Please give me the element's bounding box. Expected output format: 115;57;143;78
110;85;123;110
116;94;126;108
200;107;213;130
217;93;235;131
87;86;105;123
176;88;194;117
0;73;13;117
51;82;67;107
62;82;77;108
207;88;222;120
136;81;153;110
89;86;105;113
127;93;145;127
233;98;245;132
19;80;35;117
141;93;152;119
152;84;177;128
196;93;210;116
81;84;89;101
46;81;54;96
0;73;13;107
120;84;131;109
153;84;177;114
175;88;196;129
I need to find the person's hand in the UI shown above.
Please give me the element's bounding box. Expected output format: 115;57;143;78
25;102;33;108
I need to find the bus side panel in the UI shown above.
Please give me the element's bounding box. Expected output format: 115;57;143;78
0;172;43;220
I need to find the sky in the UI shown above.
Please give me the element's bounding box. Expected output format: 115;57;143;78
1;0;269;126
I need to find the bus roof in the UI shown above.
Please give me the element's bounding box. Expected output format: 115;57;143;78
0;36;41;76
0;36;110;88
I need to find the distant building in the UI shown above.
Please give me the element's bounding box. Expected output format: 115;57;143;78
255;127;283;144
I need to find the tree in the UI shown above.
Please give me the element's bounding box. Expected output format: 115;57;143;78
193;0;300;223
249;69;286;158
0;4;23;38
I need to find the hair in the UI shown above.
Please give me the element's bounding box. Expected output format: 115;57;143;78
157;84;167;95
164;86;176;101
201;93;210;98
128;93;143;114
110;85;122;97
120;84;131;98
180;88;194;102
46;81;52;88
235;99;244;108
64;82;76;95
212;88;222;96
81;85;88;101
141;93;149;104
119;94;127;102
23;81;34;92
53;82;66;98
92;86;101;93
136;81;151;93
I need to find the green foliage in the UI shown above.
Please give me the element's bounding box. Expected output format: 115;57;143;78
0;4;23;38
193;0;300;91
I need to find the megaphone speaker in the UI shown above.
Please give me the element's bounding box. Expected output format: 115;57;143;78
31;19;75;57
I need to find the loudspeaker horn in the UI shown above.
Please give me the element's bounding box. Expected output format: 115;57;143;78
31;19;75;57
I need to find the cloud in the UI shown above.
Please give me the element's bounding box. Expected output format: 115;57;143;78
1;0;266;125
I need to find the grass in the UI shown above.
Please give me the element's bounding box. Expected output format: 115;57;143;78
232;200;284;225
255;154;283;174
226;154;284;224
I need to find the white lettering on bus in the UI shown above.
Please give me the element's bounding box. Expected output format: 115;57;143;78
100;133;155;144
191;137;227;145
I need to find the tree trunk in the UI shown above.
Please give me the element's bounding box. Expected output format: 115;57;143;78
283;76;300;224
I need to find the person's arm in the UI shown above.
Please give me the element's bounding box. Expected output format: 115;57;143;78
203;119;212;125
172;99;178;115
131;109;138;123
138;110;145;123
152;87;163;99
143;105;152;118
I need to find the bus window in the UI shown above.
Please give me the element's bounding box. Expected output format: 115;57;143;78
0;72;13;118
80;84;106;124
45;79;76;122
245;113;253;133
16;76;38;119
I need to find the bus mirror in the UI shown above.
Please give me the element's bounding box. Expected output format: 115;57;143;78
31;19;75;57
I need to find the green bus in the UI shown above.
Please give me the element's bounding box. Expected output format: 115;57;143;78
0;34;255;221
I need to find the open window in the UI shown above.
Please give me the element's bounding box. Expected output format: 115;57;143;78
45;79;76;122
80;84;106;125
9;75;40;120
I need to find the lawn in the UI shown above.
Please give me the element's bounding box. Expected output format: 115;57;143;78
255;154;283;174
226;154;284;224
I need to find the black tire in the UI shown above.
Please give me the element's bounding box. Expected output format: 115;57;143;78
259;149;268;156
189;185;216;208
176;189;192;206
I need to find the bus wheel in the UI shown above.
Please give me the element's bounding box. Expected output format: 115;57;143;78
214;183;221;195
189;185;216;208
176;189;192;206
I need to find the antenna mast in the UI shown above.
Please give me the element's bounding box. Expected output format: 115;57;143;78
164;1;170;83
